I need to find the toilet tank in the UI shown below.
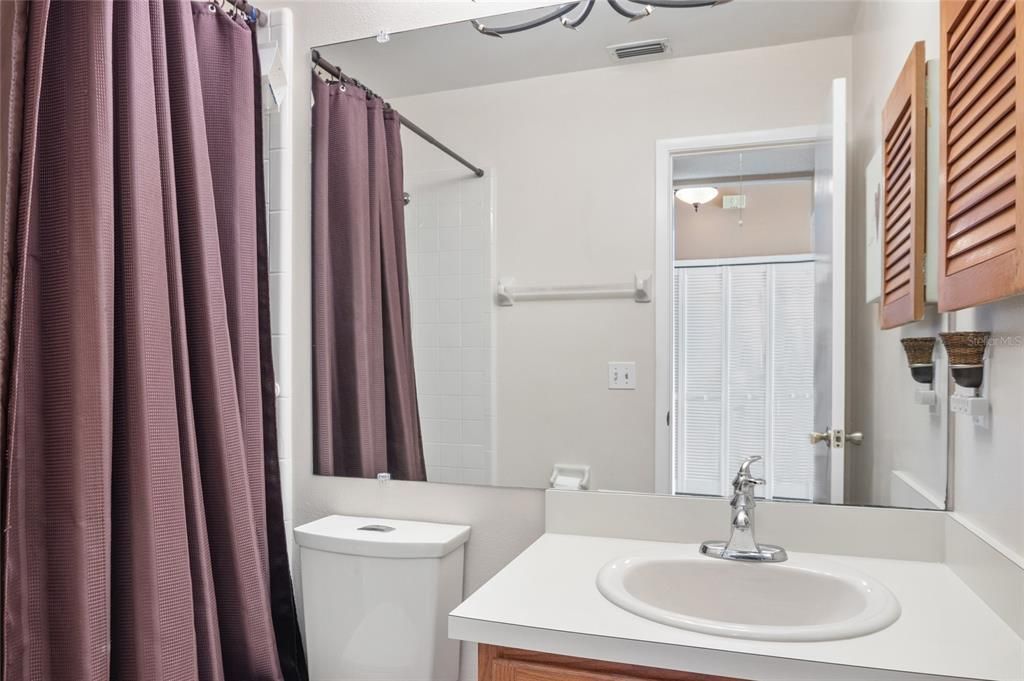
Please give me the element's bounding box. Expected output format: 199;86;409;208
295;515;471;681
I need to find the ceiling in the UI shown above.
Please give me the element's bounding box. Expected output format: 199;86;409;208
316;0;860;99
672;143;816;184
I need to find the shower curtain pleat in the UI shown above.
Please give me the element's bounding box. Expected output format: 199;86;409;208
311;76;425;480
2;2;306;680
110;2;206;678
146;5;225;676
0;5;31;674
379;111;425;481
0;0;28;504
7;3;117;679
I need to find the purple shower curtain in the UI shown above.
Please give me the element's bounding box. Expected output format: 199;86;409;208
311;75;425;480
2;2;305;680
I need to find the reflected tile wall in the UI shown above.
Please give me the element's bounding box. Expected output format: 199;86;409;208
405;170;496;486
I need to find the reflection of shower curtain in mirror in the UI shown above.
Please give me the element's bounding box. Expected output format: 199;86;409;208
311;76;425;480
673;259;815;500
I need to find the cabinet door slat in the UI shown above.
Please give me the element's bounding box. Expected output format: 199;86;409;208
948;206;1016;258
947;106;1014;169
886;182;913;223
888;235;913;264
948;183;1015;239
950;86;1016;155
886;269;912;297
947;136;1015;200
887;129;914;176
885;213;913;252
949;45;1014;116
948;0;990;55
948;229;1016;274
949;62;1015;140
886;107;913;153
949;0;1014;90
948;164;1015;221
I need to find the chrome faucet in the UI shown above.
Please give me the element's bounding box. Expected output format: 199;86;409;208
699;456;788;563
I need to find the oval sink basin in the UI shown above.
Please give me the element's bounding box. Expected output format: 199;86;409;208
597;554;900;642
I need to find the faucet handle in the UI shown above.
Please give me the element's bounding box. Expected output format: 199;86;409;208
732;456;765;492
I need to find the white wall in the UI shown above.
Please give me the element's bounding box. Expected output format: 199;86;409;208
848;0;948;510
952;300;1024;559
850;1;1023;558
394;36;853;492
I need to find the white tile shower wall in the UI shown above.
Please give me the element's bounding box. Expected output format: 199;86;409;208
258;9;294;561
405;169;496;486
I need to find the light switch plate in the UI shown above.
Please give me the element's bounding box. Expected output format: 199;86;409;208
608;362;636;390
723;194;746;209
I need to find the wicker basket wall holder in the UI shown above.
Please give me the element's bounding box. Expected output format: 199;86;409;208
940;332;990;426
899;337;937;407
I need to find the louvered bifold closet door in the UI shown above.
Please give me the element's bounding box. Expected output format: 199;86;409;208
939;0;1024;311
881;41;927;328
770;263;816;501
673;262;815;500
674;267;725;496
724;266;769;489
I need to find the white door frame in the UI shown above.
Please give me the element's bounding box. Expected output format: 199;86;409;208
654;126;820;495
819;77;849;504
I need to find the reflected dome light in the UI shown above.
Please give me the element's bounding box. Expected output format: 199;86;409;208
675;186;719;211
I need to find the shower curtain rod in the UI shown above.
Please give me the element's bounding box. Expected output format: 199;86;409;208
311;50;485;178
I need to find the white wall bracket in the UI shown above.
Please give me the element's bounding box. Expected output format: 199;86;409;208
496;271;652;306
914;387;937;407
950;390;989;428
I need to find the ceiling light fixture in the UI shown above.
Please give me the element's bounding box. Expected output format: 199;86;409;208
471;0;732;38
675;186;718;211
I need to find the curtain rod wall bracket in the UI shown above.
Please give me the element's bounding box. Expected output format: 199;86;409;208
311;50;485;179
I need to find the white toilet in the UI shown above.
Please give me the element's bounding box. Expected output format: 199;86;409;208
294;515;471;681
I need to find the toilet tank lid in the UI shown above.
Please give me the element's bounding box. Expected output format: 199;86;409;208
293;515;471;558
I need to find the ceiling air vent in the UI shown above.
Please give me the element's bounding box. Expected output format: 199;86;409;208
607;39;671;63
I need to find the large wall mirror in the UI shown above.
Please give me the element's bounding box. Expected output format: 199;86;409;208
308;0;950;510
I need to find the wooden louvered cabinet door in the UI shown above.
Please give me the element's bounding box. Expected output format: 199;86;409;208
882;41;927;328
939;0;1024;311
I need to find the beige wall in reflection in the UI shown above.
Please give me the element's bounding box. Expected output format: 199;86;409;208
675;181;812;261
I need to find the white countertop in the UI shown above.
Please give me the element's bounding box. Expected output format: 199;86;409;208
449;533;1024;681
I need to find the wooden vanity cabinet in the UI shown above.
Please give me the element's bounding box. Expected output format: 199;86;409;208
478;645;747;681
938;0;1024;311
